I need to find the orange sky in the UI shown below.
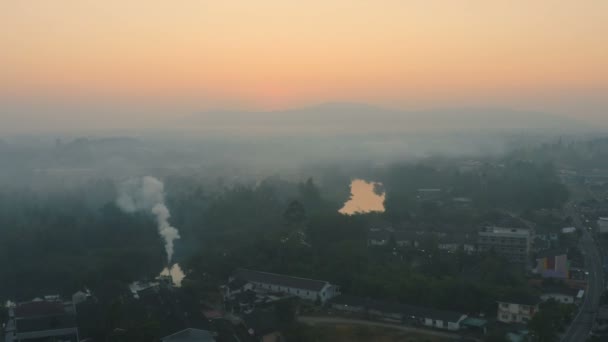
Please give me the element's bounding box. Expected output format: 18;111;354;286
1;0;607;114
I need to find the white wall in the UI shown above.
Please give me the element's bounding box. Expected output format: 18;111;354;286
497;302;536;323
447;321;460;331
541;293;574;304
251;281;339;304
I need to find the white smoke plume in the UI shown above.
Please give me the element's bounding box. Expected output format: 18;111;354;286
116;176;180;263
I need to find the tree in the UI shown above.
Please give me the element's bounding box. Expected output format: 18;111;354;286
298;178;321;210
0;306;8;325
275;299;297;327
484;332;509;342
284;200;306;227
529;310;558;342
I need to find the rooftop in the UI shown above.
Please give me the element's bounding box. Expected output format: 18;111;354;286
16;314;77;333
227;277;249;291
15;301;66;318
233;269;330;292
540;285;581;297
480;226;531;236
330;295;465;323
461;317;488;328
562;227;577;234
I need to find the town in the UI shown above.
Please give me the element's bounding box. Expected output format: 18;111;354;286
3;138;608;341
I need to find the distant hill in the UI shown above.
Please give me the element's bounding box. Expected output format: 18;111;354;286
185;102;592;135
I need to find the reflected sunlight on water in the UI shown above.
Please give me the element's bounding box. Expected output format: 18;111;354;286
339;179;385;215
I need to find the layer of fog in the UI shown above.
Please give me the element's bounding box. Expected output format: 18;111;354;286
0;102;606;190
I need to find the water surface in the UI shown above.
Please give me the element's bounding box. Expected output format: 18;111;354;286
339;179;385;215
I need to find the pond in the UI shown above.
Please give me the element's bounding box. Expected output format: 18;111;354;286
339;179;385;215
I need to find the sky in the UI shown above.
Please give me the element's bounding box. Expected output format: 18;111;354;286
1;1;607;131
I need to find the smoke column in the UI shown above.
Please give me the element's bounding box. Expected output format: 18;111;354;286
116;176;181;263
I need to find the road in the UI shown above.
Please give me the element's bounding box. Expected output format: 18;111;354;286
562;204;604;342
298;316;463;340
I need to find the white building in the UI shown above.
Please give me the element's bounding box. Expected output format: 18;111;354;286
598;217;608;234
497;298;540;324
561;227;577;234
540;287;583;305
228;269;340;304
329;295;467;331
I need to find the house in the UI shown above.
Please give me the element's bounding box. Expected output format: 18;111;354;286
437;233;476;254
598;218;608;234
561;227;577;234
540;286;583;305
224;277;254;299
367;229;420;248
437;241;461;253
329;295;467;331
368;229;392;246
228;269;340;304
535;249;570;279
4;298;79;342
71;290;91;305
161;328;216;342
119;281;210;339
460;317;488;334
497;295;540;324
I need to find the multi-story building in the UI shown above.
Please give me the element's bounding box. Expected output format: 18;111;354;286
535;249;570;279
4;297;79;342
477;226;531;263
497;297;540;324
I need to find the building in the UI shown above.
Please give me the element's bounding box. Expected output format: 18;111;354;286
416;188;442;201
161;328;216;342
540;286;583;305
477;226;532;263
329;295;467;331
4;297;79;342
228;269;340;304
535;249;570;279
497;295;540;324
561;227;577;234
437;233;476;254
598;218;608;234
452;197;473;208
367;229;419;248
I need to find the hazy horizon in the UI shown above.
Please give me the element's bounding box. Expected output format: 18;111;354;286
2;1;607;134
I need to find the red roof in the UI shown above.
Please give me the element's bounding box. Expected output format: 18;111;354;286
15;301;65;318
